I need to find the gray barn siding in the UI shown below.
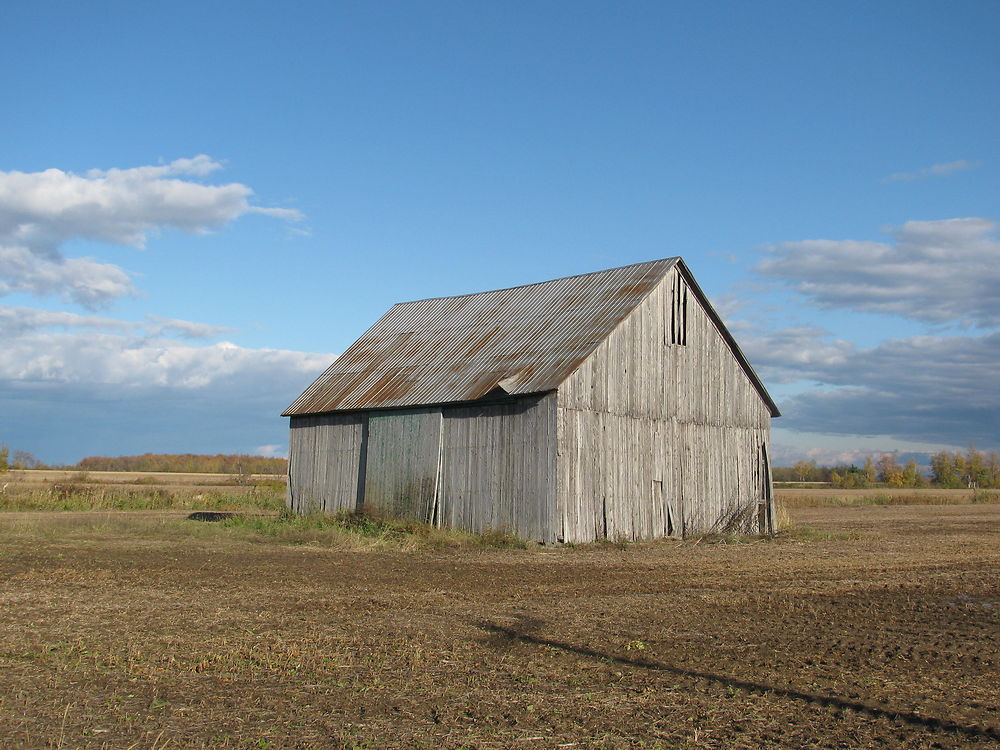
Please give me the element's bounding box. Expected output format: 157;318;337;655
439;393;557;543
287;414;365;514
287;395;558;541
363;408;443;521
558;266;774;542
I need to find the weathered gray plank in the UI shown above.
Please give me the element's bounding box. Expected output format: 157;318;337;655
362;408;442;522
440;394;557;543
287;414;365;513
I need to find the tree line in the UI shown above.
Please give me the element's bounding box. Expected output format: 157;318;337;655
774;446;1000;489
0;446;287;475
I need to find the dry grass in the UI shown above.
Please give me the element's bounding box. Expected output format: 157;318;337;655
3;469;285;486
0;486;284;513
775;486;997;508
0;470;286;509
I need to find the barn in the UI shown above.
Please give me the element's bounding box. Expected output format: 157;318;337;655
282;257;780;543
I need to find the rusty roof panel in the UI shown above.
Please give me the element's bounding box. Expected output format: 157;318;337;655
283;258;680;415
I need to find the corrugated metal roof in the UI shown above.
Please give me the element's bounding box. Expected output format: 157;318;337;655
283;257;780;417
284;258;679;415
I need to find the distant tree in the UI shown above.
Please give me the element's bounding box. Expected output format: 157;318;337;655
0;443;8;473
861;456;877;487
902;459;924;488
74;452;287;474
876;454;904;487
793;459;817;482
986;452;1000;489
963;446;988;489
930;451;959;487
11;450;43;469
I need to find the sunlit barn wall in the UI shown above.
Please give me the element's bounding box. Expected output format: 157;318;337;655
557;265;774;542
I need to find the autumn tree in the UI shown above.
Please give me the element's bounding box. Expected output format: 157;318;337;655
902;458;925;487
876;454;904;487
793;459;818;481
963;447;987;488
861;456;877;487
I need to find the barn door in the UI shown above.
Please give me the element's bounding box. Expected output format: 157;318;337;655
362;408;443;523
656;479;684;538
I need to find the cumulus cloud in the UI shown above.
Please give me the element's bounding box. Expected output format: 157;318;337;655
882;159;979;183
741;326;855;382
0;244;136;306
0;304;333;462
0;155;303;308
745;326;1000;450
757;218;1000;327
0;329;330;390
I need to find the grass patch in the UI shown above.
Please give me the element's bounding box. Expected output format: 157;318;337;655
189;509;530;551
0;509;531;552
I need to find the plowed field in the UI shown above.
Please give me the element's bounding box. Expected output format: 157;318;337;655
1;504;997;749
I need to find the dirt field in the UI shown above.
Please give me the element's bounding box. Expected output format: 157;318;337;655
0;504;997;749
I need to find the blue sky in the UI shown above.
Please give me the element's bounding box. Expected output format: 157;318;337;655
1;1;997;465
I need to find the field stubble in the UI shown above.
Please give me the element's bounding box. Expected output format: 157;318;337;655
0;489;997;749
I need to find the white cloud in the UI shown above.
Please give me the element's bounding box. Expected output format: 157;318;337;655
144;314;231;339
0;304;235;340
742;326;855;381
0;304;334;462
0;304;133;337
0;155;303;308
0;329;331;390
254;444;288;459
882;159;979;183
745;326;1000;450
757;218;1000;327
0;244;136;307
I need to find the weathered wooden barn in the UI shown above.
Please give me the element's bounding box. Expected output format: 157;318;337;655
283;258;779;543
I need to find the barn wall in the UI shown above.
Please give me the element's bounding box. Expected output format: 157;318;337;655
287;413;366;514
363;408;442;522
558;266;774;542
439;393;558;543
287;394;559;542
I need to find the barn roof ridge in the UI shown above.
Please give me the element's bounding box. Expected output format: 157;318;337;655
389;256;682;306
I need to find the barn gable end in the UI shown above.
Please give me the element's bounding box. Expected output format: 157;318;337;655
557;263;775;542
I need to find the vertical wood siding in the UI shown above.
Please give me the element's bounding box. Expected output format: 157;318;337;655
439;394;558;543
287;414;365;514
558;266;775;542
362;408;443;522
